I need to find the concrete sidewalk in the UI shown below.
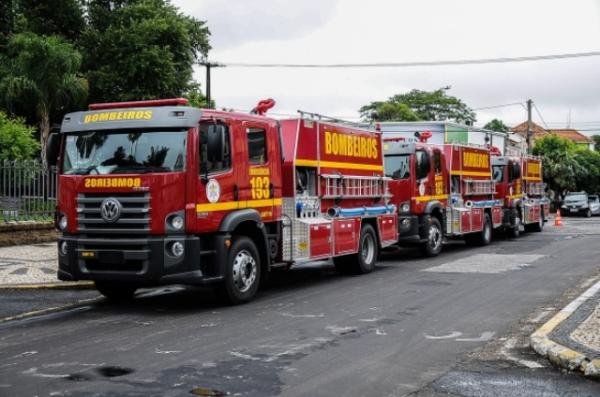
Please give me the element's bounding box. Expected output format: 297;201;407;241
0;243;91;288
531;277;600;378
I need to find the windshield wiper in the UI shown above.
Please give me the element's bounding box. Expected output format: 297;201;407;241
110;165;171;174
67;165;99;175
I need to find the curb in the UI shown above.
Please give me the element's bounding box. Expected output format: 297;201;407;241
0;281;94;290
530;277;600;378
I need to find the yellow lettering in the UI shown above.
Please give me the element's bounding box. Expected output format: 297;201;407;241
83;115;92;123
84;179;91;188
325;131;332;154
143;110;153;120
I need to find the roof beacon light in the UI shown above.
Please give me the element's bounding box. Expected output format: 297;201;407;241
414;130;433;143
251;98;276;116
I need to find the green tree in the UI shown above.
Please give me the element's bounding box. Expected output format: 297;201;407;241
183;83;213;108
483;118;509;133
0;33;87;160
591;135;600;153
0;111;38;160
573;148;600;194
17;0;85;42
532;135;583;205
81;0;211;103
360;88;476;124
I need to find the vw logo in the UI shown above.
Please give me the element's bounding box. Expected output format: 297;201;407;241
100;198;122;223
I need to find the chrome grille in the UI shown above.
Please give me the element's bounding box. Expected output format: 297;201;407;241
77;192;150;234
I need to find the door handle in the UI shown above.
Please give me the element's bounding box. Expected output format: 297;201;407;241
269;183;274;199
233;184;239;201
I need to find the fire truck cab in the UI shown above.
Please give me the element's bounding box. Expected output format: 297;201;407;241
384;135;503;256
47;99;396;303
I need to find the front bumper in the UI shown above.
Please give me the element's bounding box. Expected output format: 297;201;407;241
57;234;225;285
396;215;423;244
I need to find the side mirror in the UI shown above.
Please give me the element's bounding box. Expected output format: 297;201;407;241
46;133;61;167
512;162;521;180
416;152;430;180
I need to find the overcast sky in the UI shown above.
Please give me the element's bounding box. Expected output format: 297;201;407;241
173;0;600;134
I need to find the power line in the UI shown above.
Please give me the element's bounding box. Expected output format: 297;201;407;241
473;102;526;111
532;103;549;129
208;51;600;68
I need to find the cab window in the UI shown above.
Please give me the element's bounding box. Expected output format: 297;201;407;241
384;155;410;180
248;128;267;164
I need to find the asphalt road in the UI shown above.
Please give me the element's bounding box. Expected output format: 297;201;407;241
1;218;600;397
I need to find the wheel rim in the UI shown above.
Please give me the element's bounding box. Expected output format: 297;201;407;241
232;249;257;293
429;224;442;250
362;233;376;265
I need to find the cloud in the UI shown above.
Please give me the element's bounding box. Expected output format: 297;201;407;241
173;0;600;134
174;0;339;49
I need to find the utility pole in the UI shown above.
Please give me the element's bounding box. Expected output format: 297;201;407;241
199;62;223;109
526;99;533;154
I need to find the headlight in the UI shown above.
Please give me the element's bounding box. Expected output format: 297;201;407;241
400;202;410;213
170;241;184;257
58;215;68;231
170;215;184;230
60;241;68;256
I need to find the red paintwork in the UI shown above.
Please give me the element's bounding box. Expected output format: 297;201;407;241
310;223;332;258
378;215;398;242
334;218;360;255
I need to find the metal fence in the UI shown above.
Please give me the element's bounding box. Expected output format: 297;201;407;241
0;160;57;222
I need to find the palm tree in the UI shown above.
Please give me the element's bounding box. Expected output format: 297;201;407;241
0;33;87;161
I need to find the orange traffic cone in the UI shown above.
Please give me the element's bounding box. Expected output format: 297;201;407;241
554;209;563;227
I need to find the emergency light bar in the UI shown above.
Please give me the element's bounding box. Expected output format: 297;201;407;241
89;98;189;110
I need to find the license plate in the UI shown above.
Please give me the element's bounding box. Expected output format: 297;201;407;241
99;251;123;264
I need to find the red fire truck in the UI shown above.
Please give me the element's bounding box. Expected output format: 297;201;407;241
491;152;550;236
46;99;397;303
383;134;503;256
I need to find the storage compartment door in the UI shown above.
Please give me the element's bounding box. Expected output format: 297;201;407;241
310;223;332;259
334;218;359;255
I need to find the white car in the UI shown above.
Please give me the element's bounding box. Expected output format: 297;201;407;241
588;195;600;216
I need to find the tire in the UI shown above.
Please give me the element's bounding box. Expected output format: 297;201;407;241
507;210;521;238
585;209;592;218
465;213;492;246
335;224;379;275
218;236;261;304
525;214;544;232
420;217;443;257
95;282;137;301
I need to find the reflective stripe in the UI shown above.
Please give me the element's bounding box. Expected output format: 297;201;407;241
414;194;449;202
295;159;383;172
522;176;542;181
450;170;491;177
196;198;282;212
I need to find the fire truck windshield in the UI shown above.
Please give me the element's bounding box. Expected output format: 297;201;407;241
385;154;410;180
62;129;187;175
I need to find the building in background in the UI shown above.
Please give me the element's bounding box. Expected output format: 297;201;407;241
511;122;595;151
373;121;508;154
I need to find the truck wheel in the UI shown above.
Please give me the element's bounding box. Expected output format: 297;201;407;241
95;282;137;301
335;224;378;275
525;215;544;232
465;213;492;246
218;236;261;304
507;212;521;238
420;217;443;257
